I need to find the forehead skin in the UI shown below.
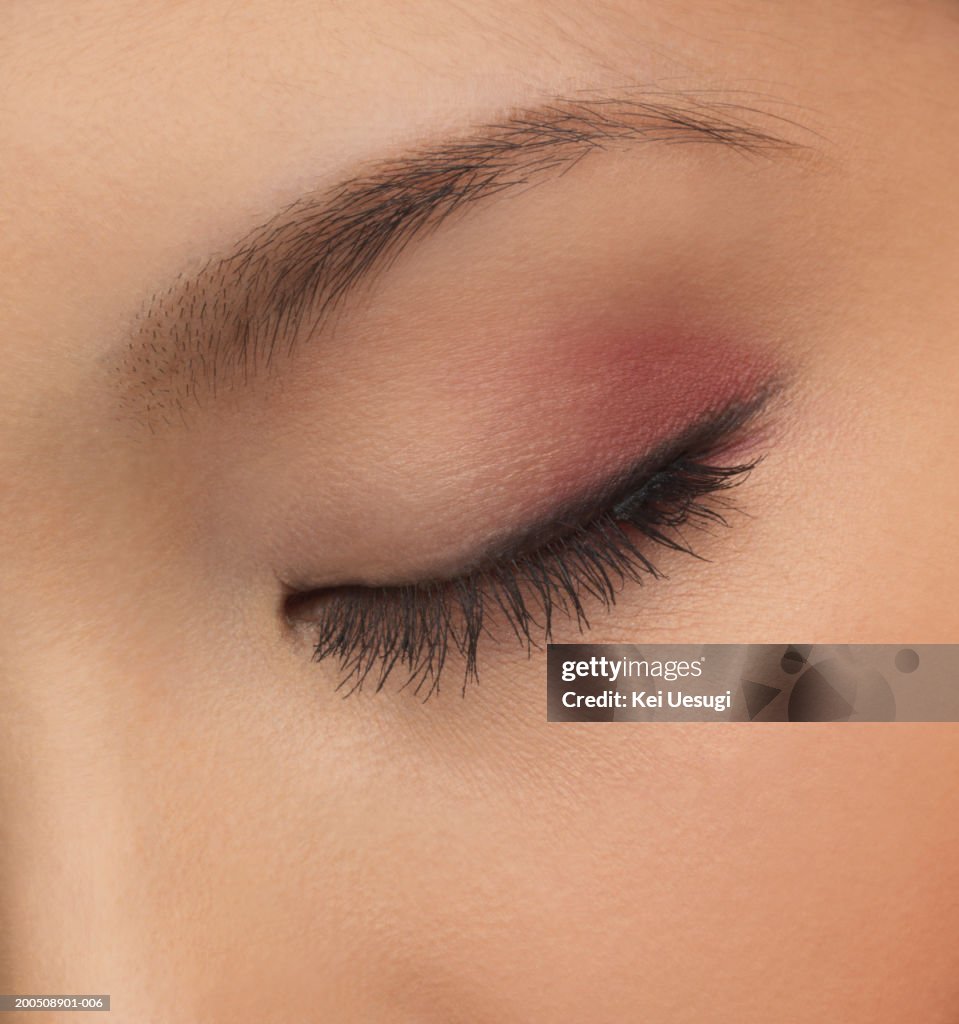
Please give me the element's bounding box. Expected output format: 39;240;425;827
1;2;959;1022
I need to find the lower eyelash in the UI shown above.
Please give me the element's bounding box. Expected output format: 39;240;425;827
293;455;759;699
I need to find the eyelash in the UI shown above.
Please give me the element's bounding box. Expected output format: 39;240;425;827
288;443;760;699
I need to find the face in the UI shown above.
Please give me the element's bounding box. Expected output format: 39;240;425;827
2;1;958;1020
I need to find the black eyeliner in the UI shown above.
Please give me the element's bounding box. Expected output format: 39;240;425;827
432;381;780;578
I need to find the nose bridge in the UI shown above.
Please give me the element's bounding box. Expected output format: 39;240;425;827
0;469;96;992
0;456;277;1023
0;423;179;993
0;630;145;1009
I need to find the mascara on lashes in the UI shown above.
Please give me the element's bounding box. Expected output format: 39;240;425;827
284;386;778;697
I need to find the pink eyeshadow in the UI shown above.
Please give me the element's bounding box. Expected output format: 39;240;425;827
481;323;776;493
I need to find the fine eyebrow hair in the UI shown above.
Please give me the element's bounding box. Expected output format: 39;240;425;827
117;89;804;426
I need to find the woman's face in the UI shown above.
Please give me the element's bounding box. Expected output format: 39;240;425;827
2;1;958;1020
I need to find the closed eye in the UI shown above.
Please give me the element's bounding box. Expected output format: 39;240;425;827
283;385;779;699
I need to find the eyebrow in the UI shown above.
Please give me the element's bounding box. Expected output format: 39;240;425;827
116;89;804;426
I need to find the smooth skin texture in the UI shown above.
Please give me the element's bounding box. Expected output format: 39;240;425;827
2;2;959;1021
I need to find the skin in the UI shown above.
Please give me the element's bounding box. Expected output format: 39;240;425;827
2;1;958;1021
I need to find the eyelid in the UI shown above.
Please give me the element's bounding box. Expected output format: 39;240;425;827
285;382;779;697
349;382;780;586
